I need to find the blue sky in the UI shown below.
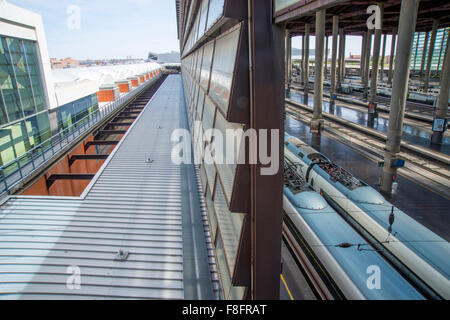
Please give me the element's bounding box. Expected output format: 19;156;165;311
7;0;393;60
7;0;180;59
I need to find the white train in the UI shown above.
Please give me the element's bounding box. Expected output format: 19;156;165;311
284;134;450;299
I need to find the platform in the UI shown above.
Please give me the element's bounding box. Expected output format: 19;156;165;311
0;75;216;299
287;91;450;155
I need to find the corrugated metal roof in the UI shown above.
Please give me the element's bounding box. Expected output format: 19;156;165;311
0;75;211;300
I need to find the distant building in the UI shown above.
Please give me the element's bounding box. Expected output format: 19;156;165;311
349;54;361;59
50;57;79;69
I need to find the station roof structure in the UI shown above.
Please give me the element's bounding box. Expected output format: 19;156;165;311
276;0;450;35
52;63;161;107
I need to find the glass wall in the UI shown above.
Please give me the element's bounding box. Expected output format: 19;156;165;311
0;36;47;125
56;94;98;133
410;28;449;71
0;111;51;166
0;35;49;167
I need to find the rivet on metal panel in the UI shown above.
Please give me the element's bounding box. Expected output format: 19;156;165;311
114;249;129;261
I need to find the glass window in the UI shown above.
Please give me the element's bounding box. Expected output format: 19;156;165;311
213;182;245;277
199;41;214;91
24;112;51;148
0;121;30;164
57;102;75;133
202;95;216;133
73;95;90;122
274;0;300;12
214;110;244;202
0;89;8;125
206;0;224;31
209;25;240;115
204;148;216;195
204;186;218;240
7;38;35;116
0;128;16;166
198;0;210;40
0;37;23;121
23;41;46;112
214;205;246;300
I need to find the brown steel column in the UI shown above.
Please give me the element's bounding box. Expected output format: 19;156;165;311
424;19;439;92
388;27;397;87
381;0;420;194
248;0;284;300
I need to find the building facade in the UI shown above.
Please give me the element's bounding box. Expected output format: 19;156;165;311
0;1;57;166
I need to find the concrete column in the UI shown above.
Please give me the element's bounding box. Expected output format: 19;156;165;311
304;24;310;93
363;30;373;99
420;31;430;78
380;33;387;81
437;30;447;72
381;0;420;194
301;35;305;86
325;35;329;79
337;28;344;86
361;32;367;78
424;19;439;92
340;31;346;82
330;16;339;100
369;3;384;113
313;9;325;121
388;27;397;87
431;37;450;144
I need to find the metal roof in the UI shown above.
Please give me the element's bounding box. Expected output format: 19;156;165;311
0;75;213;300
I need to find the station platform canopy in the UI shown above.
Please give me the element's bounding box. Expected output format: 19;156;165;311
274;0;450;35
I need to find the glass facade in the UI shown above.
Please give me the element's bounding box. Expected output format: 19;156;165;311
0;35;99;167
0;111;51;166
56;93;98;133
0;35;49;166
182;22;247;298
411;28;449;71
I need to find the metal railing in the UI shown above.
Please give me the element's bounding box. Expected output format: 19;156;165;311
0;76;160;196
